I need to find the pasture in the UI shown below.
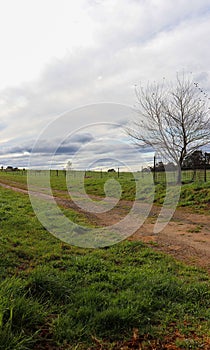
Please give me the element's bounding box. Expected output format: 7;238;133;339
1;169;210;210
0;171;209;349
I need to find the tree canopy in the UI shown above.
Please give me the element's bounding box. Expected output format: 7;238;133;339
127;74;210;182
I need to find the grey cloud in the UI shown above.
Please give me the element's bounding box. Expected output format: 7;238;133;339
55;145;79;155
0;0;210;168
63;133;94;144
0;138;154;169
0;133;91;156
87;0;210;49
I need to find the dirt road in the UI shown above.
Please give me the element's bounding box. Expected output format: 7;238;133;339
1;181;209;272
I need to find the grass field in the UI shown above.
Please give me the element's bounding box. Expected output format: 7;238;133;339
1;169;210;211
0;172;209;349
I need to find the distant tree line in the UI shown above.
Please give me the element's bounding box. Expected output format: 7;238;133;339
146;150;210;173
182;150;210;170
0;166;26;172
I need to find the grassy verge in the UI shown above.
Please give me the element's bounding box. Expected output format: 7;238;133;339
0;186;209;349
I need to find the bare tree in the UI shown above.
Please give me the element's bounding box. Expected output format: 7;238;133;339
127;75;210;183
65;160;72;171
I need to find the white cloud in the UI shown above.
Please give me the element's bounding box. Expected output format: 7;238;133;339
0;0;94;88
0;0;210;168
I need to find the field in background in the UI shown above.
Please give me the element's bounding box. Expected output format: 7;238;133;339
0;185;209;349
0;169;210;211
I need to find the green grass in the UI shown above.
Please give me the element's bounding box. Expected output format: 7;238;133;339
0;170;210;211
0;186;209;349
179;181;210;210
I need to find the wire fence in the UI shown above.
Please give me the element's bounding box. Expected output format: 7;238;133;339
153;169;210;184
1;168;210;184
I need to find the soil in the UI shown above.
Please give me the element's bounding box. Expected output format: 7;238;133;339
1;181;210;273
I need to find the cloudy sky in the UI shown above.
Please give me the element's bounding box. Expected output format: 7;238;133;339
0;0;210;170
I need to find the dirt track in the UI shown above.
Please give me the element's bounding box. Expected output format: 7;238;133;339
0;181;210;272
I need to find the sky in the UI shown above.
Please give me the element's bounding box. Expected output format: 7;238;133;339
0;0;210;170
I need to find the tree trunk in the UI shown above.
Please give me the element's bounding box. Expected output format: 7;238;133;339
177;164;182;184
177;153;185;184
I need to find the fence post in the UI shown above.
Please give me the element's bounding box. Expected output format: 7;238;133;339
204;153;207;182
153;155;156;183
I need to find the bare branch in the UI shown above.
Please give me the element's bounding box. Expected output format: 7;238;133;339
126;74;210;181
